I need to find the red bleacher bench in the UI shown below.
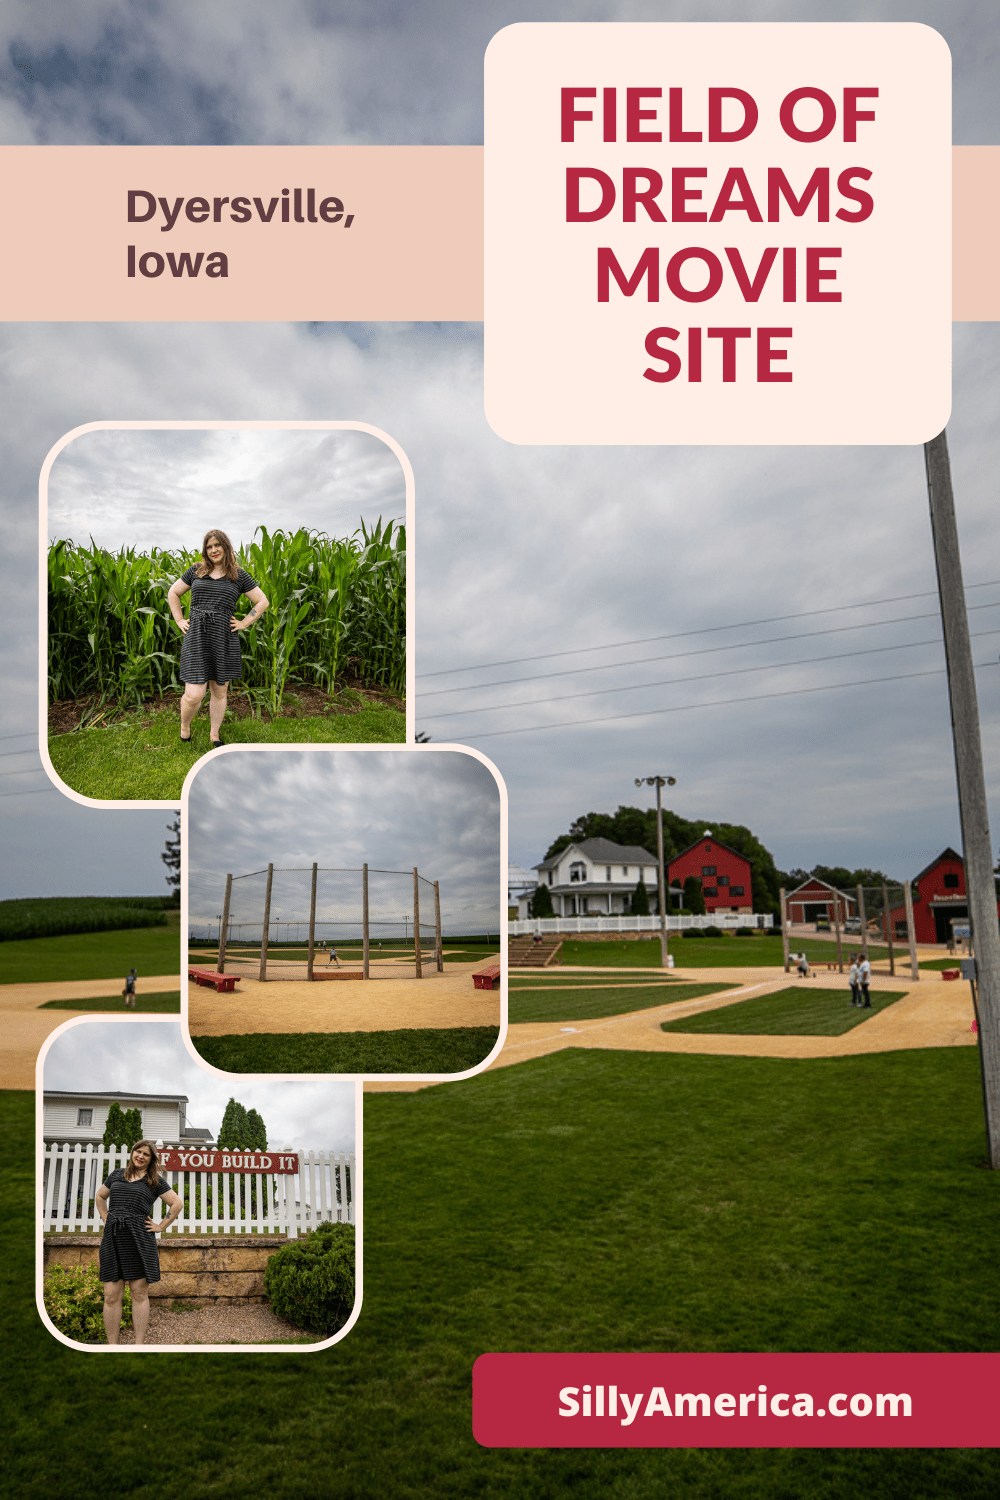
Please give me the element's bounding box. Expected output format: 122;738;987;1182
941;968;960;981
188;966;238;993
473;962;501;991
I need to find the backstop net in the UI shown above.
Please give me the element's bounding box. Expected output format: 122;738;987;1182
782;880;923;977
197;865;442;980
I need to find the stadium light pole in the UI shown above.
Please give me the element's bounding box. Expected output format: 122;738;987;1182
925;430;1000;1168
635;775;677;970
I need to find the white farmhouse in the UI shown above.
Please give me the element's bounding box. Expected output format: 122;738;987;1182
43;1090;215;1147
527;837;660;918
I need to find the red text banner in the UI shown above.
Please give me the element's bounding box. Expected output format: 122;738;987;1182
158;1148;300;1175
473;1352;1000;1448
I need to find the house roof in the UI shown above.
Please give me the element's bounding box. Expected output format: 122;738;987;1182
44;1090;189;1104
535;837;658;872
670;835;753;868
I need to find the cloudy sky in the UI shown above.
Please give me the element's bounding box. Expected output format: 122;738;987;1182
186;748;502;935
43;1019;356;1152
2;0;999;903
46;426;404;554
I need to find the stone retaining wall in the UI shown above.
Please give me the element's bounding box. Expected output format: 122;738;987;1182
43;1233;287;1305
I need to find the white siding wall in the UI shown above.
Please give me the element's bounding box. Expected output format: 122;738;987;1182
43;1098;183;1142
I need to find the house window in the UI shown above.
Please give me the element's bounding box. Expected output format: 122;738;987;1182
569;862;586;883
622;866;628;876
943;873;960;889
77;1108;93;1127
731;886;744;897
606;866;611;881
703;886;718;897
718;876;729;887
548;871;553;885
702;865;716;876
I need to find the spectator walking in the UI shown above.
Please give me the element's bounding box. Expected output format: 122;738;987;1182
849;957;861;1006
859;955;872;1008
123;969;138;1009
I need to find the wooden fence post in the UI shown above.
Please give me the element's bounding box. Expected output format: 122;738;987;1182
217;873;232;974
434;880;443;973
856;884;869;961
413;867;422;978
883;881;896;976
307;862;318;981
780;887;790;973
904;879;920;982
362;863;370;980
259;863;274;982
833;892;843;973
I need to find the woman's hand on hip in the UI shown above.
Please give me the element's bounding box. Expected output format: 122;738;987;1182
175;618;190;634
145;1215;161;1234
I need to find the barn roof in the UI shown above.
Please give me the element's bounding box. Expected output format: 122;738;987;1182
670;835;753;867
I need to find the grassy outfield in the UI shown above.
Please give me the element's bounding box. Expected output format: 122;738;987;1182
559;936;897;970
1;926;181;985
191;1026;501;1074
37;992;180;1013
48;704;405;801
661;987;907;1038
8;1047;1000;1497
509;974;686;987
511;981;737;1024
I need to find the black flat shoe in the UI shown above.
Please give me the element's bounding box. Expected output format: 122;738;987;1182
180;733;192;744
210;735;225;748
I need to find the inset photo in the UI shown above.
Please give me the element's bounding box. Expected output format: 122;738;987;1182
184;746;505;1076
41;422;410;807
38;1018;359;1353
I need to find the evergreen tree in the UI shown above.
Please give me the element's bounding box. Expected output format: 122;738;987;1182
683;876;707;915
103;1102;130;1150
630;877;650;916
123;1108;143;1150
529;883;554;918
247;1108;268;1152
218;1097;253;1150
161;817;181;898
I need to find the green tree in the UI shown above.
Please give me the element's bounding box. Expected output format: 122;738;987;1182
102;1103;130;1151
683;876;706;915
218;1097;253;1150
630;878;650;916
247;1108;268;1152
529;883;553;918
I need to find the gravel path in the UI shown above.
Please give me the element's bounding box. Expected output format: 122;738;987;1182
115;1301;317;1345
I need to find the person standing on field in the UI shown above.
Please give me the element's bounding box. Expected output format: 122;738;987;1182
123;968;137;1009
859;954;872;1008
849;957;861;1006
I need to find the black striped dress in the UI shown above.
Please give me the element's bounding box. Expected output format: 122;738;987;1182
99;1169;171;1284
178;566;258;685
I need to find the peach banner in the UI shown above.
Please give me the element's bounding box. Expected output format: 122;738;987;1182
0;144;993;321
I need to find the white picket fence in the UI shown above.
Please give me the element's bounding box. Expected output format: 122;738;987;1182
508;913;773;936
42;1143;355;1239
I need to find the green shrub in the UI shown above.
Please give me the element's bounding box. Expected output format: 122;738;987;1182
735;927;755;937
681;928;705;939
43;1263;131;1343
703;925;723;938
264;1222;355;1336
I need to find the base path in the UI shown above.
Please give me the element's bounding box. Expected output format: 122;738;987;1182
364;964;976;1093
0;975;182;1091
188;961;501;1036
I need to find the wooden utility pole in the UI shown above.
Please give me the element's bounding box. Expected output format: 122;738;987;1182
259;864;273;982
636;775;676;969
925;430;1000;1165
307;863;318;982
434;880;443;973
780;888;790;973
882;881;895;977
362;863;370;980
833;892;843;973
217;874;232;974
903;879;920;982
413;867;422;978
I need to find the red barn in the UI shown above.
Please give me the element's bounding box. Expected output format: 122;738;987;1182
668;834;752;914
785;877;856;926
884;847;991;945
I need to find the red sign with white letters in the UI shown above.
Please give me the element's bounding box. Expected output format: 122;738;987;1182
157;1148;300;1175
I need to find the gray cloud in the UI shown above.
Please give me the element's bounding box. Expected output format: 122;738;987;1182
42;1019;356;1152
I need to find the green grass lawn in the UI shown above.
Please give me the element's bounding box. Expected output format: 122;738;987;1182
511;981;737;1024
1;926;181;984
559;936;898;970
509;973;684;987
48;704;406;801
920;957;967;972
661;986;907;1037
6;1047;1000;1497
191;1026;501;1074
37;991;180;1012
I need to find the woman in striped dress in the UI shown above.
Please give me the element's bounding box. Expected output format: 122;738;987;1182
96;1140;183;1345
167;530;269;747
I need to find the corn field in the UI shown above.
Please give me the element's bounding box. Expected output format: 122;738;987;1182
48;521;405;711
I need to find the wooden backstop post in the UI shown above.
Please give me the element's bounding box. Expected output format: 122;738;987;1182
857;883;869;962
780;888;790;974
434;880;443;973
217;873;232;974
307;862;318;982
362;864;370;980
883;881;896;976
904;879;920;982
413;867;422;978
833;892;844;973
259;864;274;982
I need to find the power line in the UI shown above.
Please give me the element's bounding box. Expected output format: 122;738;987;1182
436;661;999;741
420;628;1000;723
415;579;1000;679
419;601;1000;699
